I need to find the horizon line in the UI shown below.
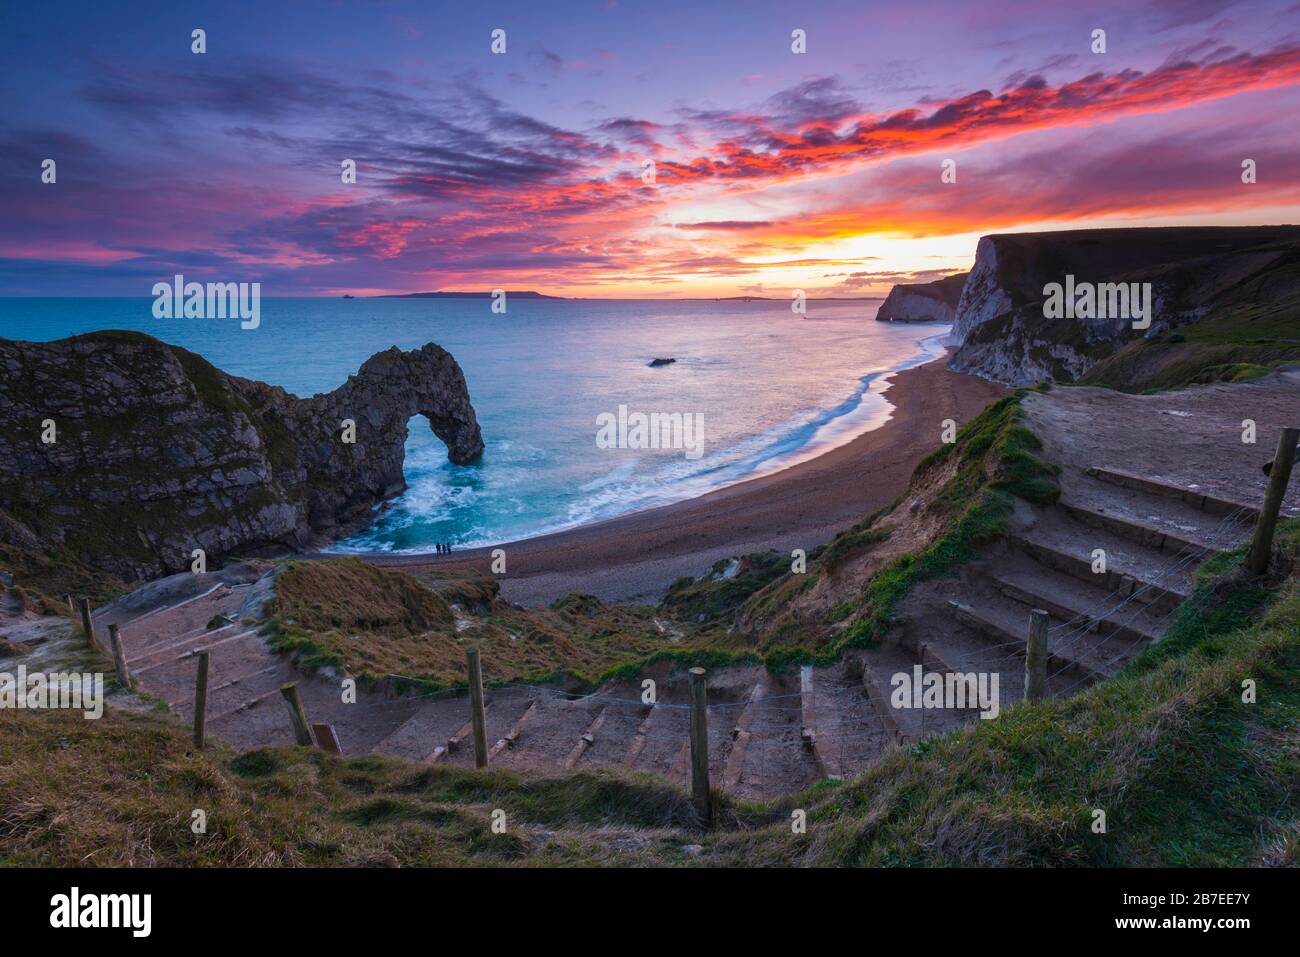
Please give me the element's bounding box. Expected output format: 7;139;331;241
0;294;890;301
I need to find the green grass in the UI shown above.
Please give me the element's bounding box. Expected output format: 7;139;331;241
660;551;791;622
263;557;761;692
824;391;1059;647
706;523;1300;866
0;706;748;866
0;541;125;615
4;520;1295;867
1081;307;1300;393
817;525;893;571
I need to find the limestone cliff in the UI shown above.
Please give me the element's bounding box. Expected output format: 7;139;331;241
950;226;1300;385
874;273;967;322
0;331;483;581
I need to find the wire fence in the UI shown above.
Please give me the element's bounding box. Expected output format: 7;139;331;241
91;462;1281;802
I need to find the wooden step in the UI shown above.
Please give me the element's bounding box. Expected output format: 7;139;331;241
621;705;658;768
445;703;488;756
488;700;539;761
563;707;608;770
721;682;766;790
131;628;260;676
208;684;282;725
167;663;283;710
106;582;226;628
371;704;462;763
1060;500;1224;556
1085;466;1259;519
124;621;242;667
860;662;906;744
949;600;1108;686
799;666;837;779
1009;532;1190;614
987;564;1164;645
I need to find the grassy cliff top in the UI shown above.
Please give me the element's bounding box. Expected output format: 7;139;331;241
3;519;1295;867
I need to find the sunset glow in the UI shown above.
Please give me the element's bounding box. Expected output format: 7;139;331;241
3;0;1299;297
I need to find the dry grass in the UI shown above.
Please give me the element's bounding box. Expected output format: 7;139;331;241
735;392;1059;660
704;537;1300;867
273;557;456;637
0;705;726;867
266;394;1061;689
265;559;743;690
3;528;1295;867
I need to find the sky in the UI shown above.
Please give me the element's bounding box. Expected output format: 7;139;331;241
2;0;1299;298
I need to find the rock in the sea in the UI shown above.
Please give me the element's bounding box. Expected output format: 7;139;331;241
0;331;484;582
949;226;1300;385
875;273;966;322
648;357;676;367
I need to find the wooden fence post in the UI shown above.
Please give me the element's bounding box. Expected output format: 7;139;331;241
1247;427;1299;575
1025;609;1049;703
279;683;315;746
312;723;343;755
466;646;488;769
78;597;96;650
193;651;210;750
688;666;712;828
107;623;131;689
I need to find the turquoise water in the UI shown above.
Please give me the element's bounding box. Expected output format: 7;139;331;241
0;297;948;551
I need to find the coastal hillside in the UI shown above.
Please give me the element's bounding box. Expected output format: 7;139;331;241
875;272;967;322
950;225;1300;386
734;366;1298;660
2;280;1296;863
4;476;1296;867
15;360;1290;809
0;332;483;584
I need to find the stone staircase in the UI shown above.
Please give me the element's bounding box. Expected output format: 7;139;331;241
91;571;901;800
89;374;1299;801
89;458;1262;801
891;464;1258;710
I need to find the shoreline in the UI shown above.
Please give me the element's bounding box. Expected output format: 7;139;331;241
335;328;951;553
349;350;1008;605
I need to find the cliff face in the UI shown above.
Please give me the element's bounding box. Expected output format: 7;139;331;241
950;226;1300;385
875;272;967;322
0;332;483;581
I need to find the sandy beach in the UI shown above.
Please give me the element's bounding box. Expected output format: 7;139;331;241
359;351;1007;605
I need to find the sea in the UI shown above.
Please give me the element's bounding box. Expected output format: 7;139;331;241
0;297;949;552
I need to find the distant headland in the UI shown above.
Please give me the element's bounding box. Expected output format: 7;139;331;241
376;291;565;300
